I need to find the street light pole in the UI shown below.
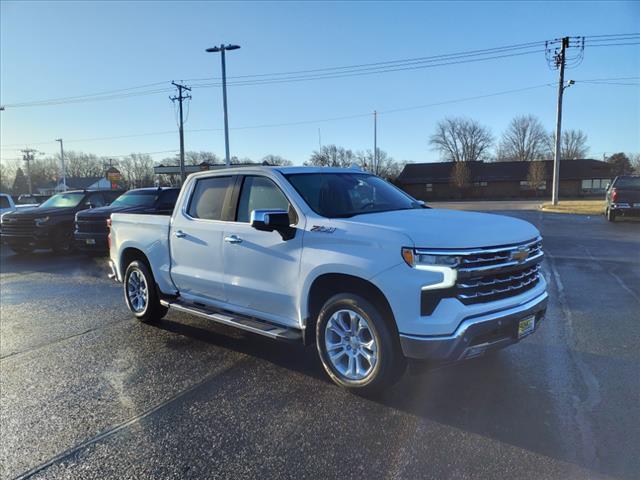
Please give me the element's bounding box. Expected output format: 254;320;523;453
206;44;241;167
55;138;67;191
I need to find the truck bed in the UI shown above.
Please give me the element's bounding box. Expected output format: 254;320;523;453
109;213;176;294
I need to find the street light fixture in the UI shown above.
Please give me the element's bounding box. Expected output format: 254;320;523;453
55;138;67;191
206;44;241;167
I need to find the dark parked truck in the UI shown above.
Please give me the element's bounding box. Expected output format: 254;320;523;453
605;175;640;222
74;187;179;253
0;189;122;254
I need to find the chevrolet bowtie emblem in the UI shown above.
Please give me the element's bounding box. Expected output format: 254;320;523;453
511;248;529;262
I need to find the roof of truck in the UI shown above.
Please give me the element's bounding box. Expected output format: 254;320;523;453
189;165;368;177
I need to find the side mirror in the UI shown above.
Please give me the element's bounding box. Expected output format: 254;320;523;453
250;209;295;240
85;202;93;209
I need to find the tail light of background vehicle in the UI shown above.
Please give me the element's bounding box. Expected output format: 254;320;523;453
107;218;112;250
611;188;618;203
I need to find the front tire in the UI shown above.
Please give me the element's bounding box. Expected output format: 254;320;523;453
316;293;406;394
51;228;74;254
124;260;168;323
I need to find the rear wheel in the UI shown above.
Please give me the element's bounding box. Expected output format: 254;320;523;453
606;208;616;222
124;260;167;323
316;293;406;394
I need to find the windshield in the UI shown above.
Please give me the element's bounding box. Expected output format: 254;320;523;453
285;172;421;218
39;192;85;208
614;176;640;189
110;190;159;207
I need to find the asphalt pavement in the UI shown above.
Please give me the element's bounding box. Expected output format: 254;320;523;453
1;206;638;480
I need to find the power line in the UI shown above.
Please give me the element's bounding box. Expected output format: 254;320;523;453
2;34;636;109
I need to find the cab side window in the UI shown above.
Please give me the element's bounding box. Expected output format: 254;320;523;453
87;193;106;207
0;196;10;209
188;176;232;220
236;176;293;223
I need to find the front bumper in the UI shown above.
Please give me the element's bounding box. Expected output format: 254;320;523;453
399;291;548;361
0;232;50;248
74;232;109;252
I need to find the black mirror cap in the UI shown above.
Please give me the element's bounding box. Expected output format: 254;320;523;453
250;209;295;240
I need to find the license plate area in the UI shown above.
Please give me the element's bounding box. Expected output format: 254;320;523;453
85;238;96;245
518;315;535;338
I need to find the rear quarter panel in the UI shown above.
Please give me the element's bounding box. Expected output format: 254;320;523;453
110;213;176;294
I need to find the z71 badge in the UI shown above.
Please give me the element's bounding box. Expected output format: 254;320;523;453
310;225;336;233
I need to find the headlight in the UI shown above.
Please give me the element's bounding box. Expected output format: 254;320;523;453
401;248;458;290
401;248;460;268
34;216;50;226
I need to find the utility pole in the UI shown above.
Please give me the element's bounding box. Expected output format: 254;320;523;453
170;82;192;184
20;148;38;195
318;128;322;151
55;139;67;191
551;37;568;206
373;110;378;175
545;36;583;205
206;44;241;167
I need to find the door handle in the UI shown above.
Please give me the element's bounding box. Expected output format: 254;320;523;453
224;235;243;244
174;230;186;238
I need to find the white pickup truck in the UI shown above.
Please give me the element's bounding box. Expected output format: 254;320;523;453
109;166;548;392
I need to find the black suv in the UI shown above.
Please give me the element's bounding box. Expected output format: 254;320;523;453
605;175;640;222
74;187;179;254
0;189;122;254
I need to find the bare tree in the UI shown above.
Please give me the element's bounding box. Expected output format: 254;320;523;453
430;117;493;162
629;153;640;174
606;152;634;176
526;161;547;195
262;154;292;166
119;153;155;188
450;161;471;193
546;129;589;160
498;115;548;161
306;145;356;167
354;149;404;180
63;151;103;178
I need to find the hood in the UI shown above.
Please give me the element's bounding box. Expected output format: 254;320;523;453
2;205;78;219
341;208;540;249
76;204;148;220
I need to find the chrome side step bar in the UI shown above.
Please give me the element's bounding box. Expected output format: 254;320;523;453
160;299;303;343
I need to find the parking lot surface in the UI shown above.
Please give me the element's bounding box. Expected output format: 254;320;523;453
1;206;638;479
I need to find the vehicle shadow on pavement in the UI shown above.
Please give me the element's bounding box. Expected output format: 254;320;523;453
154;317;329;383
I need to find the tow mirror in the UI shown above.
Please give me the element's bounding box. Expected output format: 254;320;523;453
250;209;295;240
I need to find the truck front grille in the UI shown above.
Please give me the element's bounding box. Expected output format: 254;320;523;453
75;220;107;234
1;217;36;236
417;237;544;308
454;238;543;305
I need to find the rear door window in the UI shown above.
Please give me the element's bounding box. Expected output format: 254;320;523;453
188;176;233;220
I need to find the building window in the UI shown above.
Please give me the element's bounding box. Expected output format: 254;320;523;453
473;181;488;187
425;183;433;192
581;179;610;192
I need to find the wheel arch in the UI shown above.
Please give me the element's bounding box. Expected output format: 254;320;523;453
304;272;397;345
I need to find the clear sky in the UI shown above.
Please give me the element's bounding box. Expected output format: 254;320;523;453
1;1;638;166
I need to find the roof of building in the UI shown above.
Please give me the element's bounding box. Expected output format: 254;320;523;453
40;176;107;189
397;159;613;184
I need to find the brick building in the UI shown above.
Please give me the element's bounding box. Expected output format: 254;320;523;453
396;159;613;200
